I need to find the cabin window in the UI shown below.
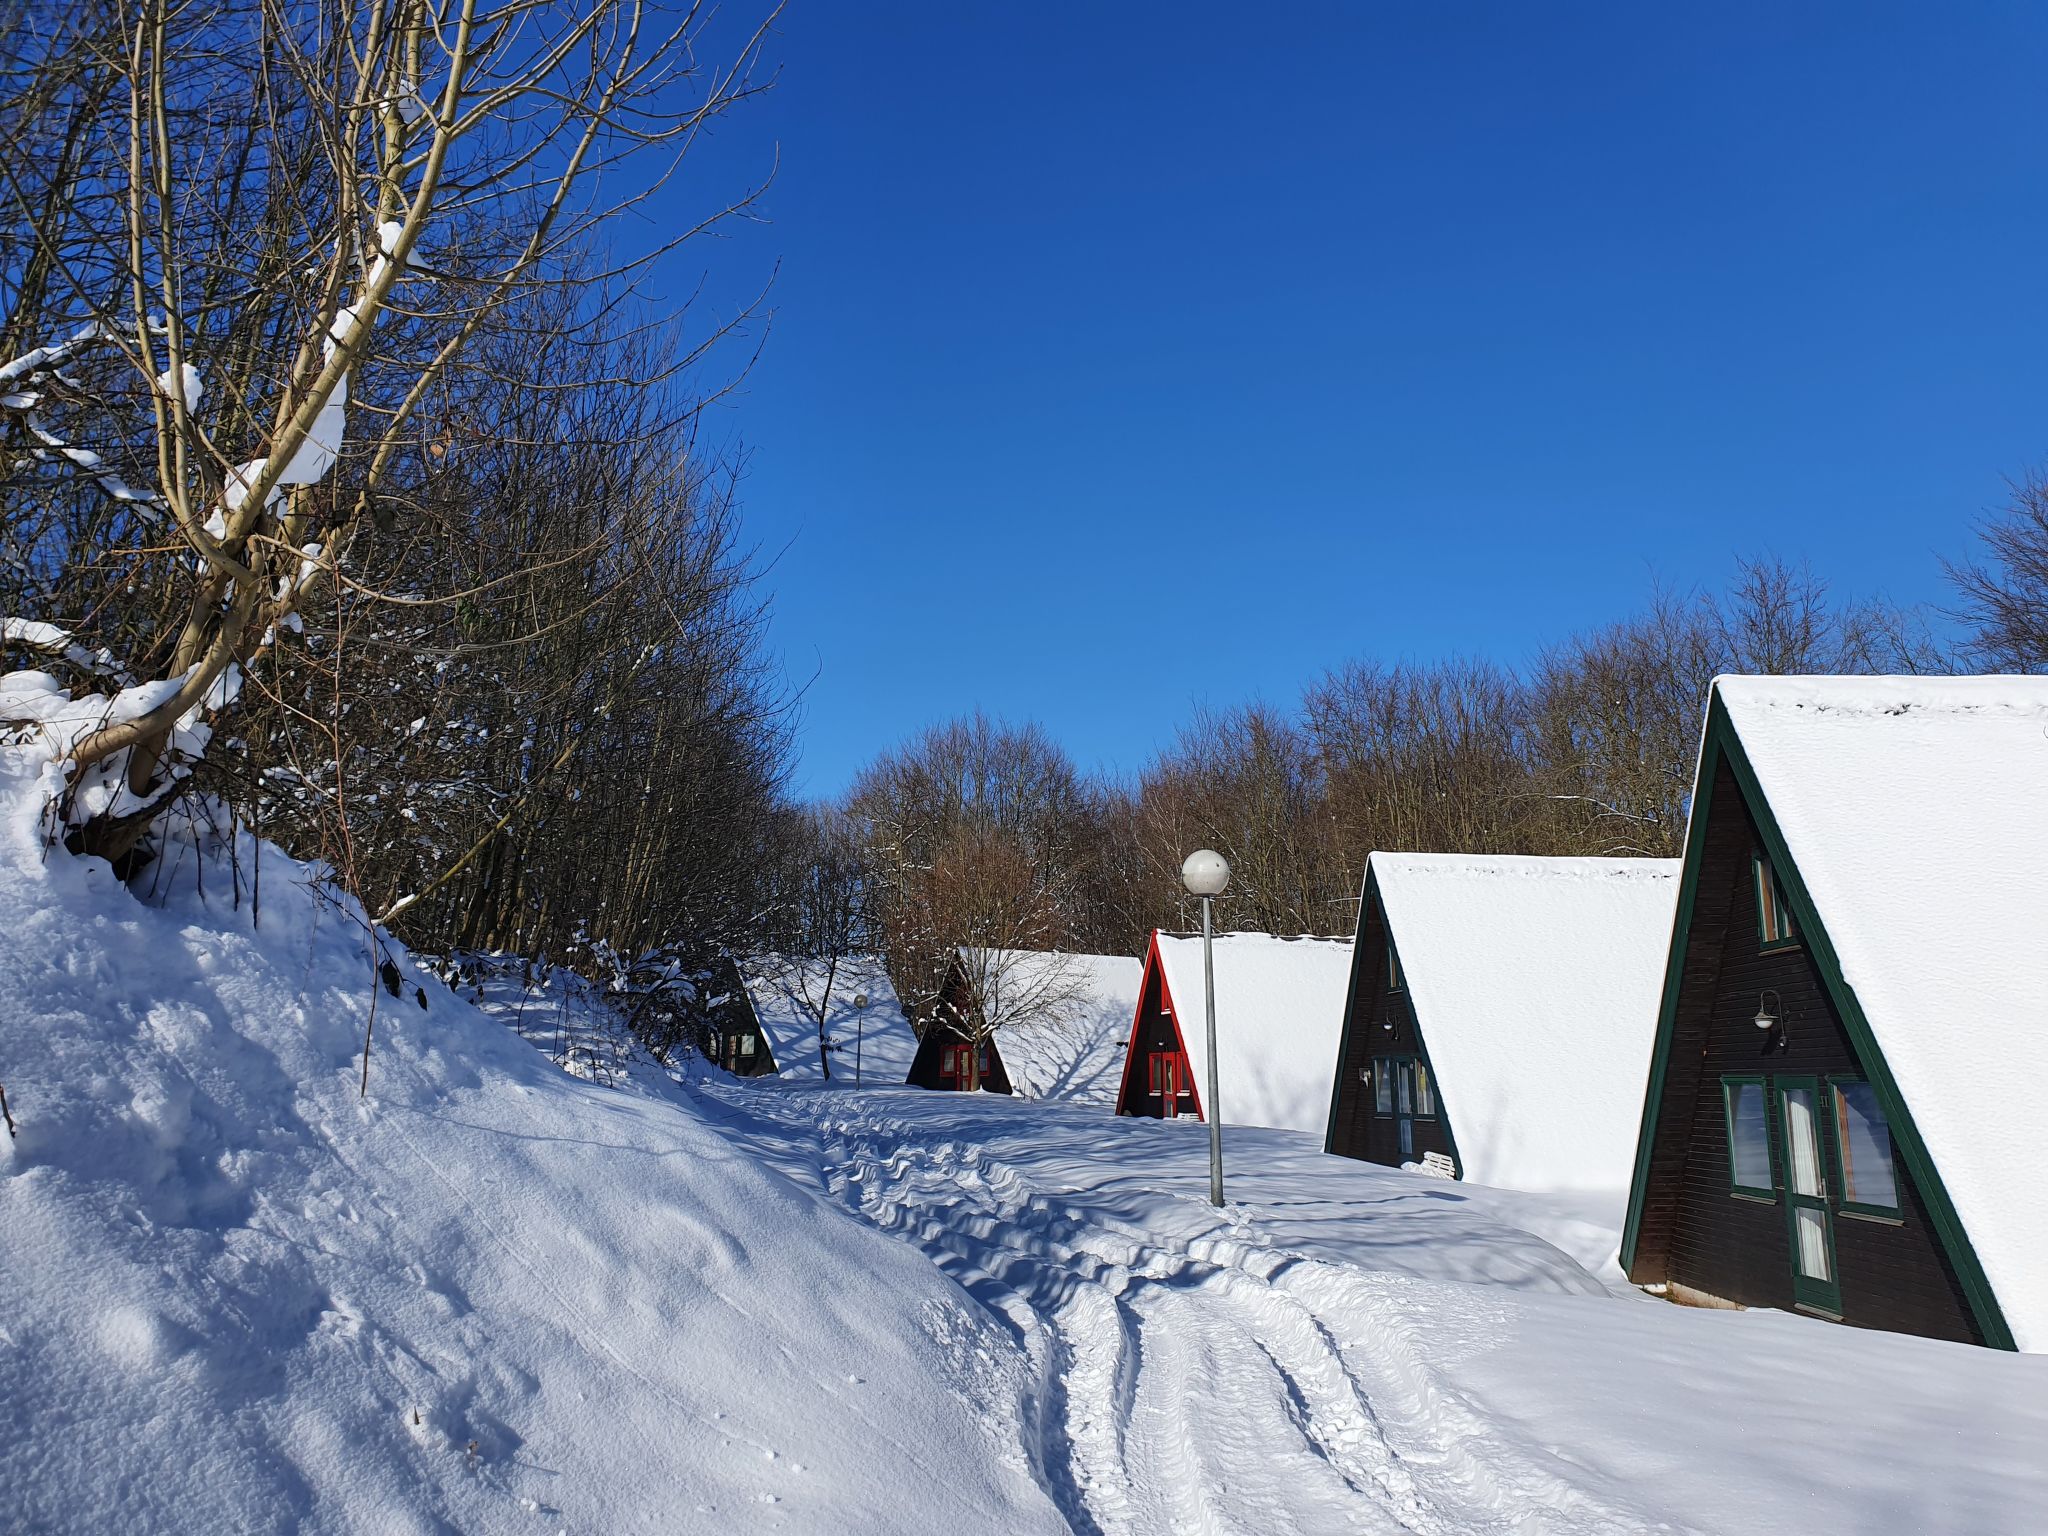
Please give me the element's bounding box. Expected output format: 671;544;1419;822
1413;1060;1435;1117
1831;1079;1900;1215
1722;1076;1775;1197
1754;853;1798;950
1372;1058;1394;1115
978;1044;992;1074
738;1033;756;1058
1148;1052;1184;1096
1387;941;1403;991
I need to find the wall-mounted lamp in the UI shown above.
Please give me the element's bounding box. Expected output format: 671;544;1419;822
1754;989;1785;1052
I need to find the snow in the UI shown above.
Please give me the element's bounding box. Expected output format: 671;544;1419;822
1715;674;2048;1352
0;729;1068;1532
2;668;211;824
3;617;71;650
696;1084;2048;1535
1147;932;1353;1137
1368;853;1680;1196
7;662;2048;1529
973;949;1142;1105
741;954;918;1083
157;362;203;411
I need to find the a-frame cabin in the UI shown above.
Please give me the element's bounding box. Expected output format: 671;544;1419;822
1114;931;1352;1136
1622;676;2048;1351
905;951;1015;1093
704;954;775;1076
1324;853;1678;1191
740;956;919;1083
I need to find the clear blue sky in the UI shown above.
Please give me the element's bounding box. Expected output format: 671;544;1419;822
662;3;2048;798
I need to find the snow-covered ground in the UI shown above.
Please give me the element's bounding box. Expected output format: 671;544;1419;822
0;775;1065;1530
693;1082;2048;1535
5;690;2046;1531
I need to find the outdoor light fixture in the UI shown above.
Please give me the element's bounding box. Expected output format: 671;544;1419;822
1181;849;1230;1208
1754;989;1784;1051
852;992;870;1085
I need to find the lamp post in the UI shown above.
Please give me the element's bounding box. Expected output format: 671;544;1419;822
1181;848;1230;1208
853;992;869;1085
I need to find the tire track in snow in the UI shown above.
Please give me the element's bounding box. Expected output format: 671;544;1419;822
785;1099;1679;1536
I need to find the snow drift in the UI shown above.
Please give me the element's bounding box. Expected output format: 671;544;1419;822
0;671;1064;1534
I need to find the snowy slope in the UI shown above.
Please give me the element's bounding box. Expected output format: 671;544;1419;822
1370;853;1679;1192
976;950;1141;1105
1152;933;1352;1137
741;954;917;1084
697;1085;2048;1536
1718;674;2048;1352
0;683;1064;1533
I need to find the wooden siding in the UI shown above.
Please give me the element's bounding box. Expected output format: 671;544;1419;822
1630;758;1982;1345
1115;952;1199;1119
708;957;775;1075
1325;886;1458;1172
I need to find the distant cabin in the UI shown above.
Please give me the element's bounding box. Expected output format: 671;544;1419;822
905;951;1014;1094
1113;931;1352;1136
739;956;918;1084
1323;853;1678;1192
703;954;775;1076
1622;676;2048;1352
906;949;1143;1101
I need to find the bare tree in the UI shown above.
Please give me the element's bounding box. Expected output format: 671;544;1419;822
756;806;869;1078
848;714;1097;1017
1947;472;2048;671
0;0;778;872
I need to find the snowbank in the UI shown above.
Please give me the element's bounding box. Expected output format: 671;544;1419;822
975;949;1141;1105
1718;674;2048;1352
740;954;917;1084
1152;933;1352;1137
1369;852;1679;1193
0;675;1064;1533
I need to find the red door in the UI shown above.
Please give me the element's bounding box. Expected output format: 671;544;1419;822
1151;1051;1182;1116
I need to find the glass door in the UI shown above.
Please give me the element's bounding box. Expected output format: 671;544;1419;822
1776;1077;1842;1315
1394;1061;1416;1162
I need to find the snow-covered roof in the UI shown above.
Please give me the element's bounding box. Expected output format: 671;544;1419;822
1369;853;1680;1193
1715;674;2048;1351
741;955;917;1084
967;949;1142;1105
1150;933;1353;1137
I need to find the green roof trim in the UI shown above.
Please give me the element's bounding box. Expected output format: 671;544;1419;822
1323;863;1466;1180
1619;688;2015;1350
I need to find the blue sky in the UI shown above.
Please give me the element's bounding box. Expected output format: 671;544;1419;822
663;3;2048;797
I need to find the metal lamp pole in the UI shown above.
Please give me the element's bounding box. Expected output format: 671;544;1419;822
853;992;869;1085
1181;849;1231;1207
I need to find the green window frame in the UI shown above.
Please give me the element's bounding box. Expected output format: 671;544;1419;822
1387;940;1403;992
1721;1074;1776;1200
1753;853;1799;951
1371;1056;1435;1118
1827;1075;1902;1219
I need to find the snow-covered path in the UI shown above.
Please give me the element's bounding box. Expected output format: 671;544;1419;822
692;1086;1653;1533
695;1082;2048;1536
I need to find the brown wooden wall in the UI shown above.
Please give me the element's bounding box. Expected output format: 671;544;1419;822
1630;757;1981;1345
1115;952;1199;1119
1325;885;1458;1172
